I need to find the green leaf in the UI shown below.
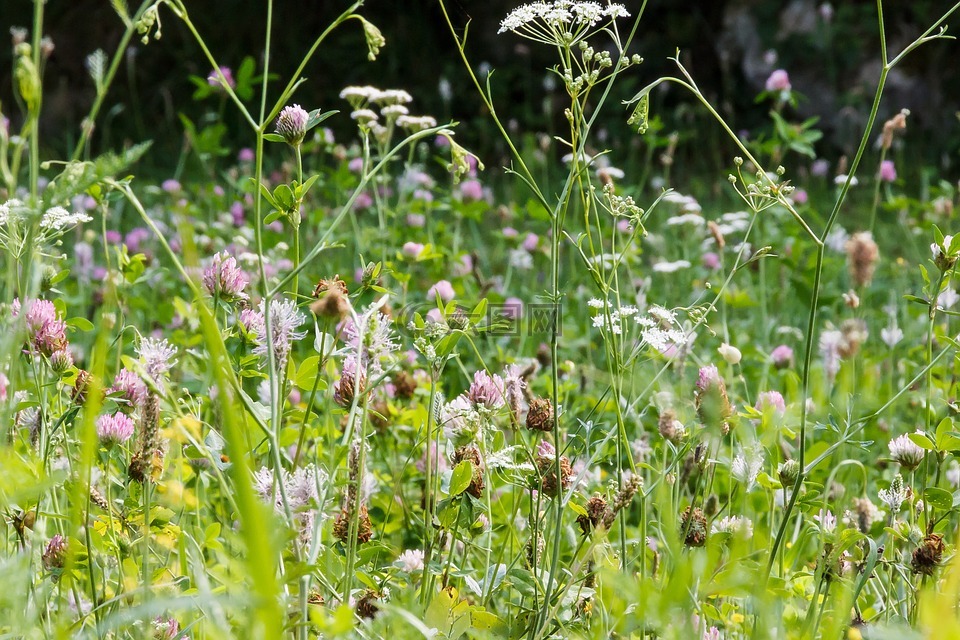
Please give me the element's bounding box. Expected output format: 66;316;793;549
306;109;339;133
449;460;474;497
67;317;95;332
264;210;284;225
257;181;278;208
924;487;953;511
263;133;286;143
909;432;936;451
294;356;322;391
273;184;295;210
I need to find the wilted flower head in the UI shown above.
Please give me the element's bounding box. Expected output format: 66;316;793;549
96;412;136;446
202;251;248;301
695;365;734;433
275;104;309;147
42;534;68;570
846;232;879;287
888;432;926;471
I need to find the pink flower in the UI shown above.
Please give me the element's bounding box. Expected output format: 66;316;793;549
810;159;830;177
202;252;248;301
503;227;518;238
348;157;364;173
353;192;373;210
161;179;181;193
467;370;505;408
879;160;897;183
503;297;523;319
402;242;425;258
522;233;539;252
771;344;794;369
109;368;148;409
407;213;425;227
792;188;809;204
459;179;484;202
702;252;720;270
755;390;786;414
275;104;309;146
231;201;245;226
14;298;67;357
617;219;632;233
696;365;722;392
425;308;444;325
238;148;255;162
765;69;791;92
427;280;455;302
207;66;235;88
96;413;135;446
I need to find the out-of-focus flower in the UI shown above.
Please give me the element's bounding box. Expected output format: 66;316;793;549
718;343;741;365
396;549;425;572
771;344;794;369
765;69;791;92
879;159;897;182
207;65;235;89
427;280;455;302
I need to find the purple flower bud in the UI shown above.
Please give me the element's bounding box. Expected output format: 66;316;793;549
202;251;249;302
275;104;309;147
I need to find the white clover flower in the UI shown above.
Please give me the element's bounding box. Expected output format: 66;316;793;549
814;508;837;533
396;549;425;572
888;432;926;471
731;443;763;491
711;515;753;539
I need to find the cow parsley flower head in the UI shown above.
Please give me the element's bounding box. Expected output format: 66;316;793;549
498;1;631;46
40;206;92;230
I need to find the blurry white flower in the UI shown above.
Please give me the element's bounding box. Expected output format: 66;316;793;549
718;343;741;365
396;549;425;572
814;508;837;533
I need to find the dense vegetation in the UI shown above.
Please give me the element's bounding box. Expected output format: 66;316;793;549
4;2;960;639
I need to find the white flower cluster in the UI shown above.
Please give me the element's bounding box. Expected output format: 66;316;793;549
588;300;688;351
0;199;92;231
711;515;753;539
499;1;630;39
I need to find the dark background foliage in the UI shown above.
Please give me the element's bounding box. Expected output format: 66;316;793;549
1;0;959;177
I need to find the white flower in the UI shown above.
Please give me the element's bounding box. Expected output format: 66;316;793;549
508;248;534;270
718;343;742;365
939;288;960;309
652;259;692;273
396;549;425;572
878;474;906;514
881;323;903;348
834;174;859;186
888;432;926;470
40;206;92;230
137;336;177;381
814;508;837;533
711;515;753;539
731;443;763;491
587;298;604;309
